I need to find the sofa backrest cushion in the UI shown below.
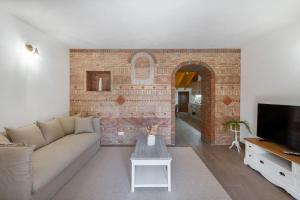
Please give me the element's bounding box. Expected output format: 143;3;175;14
58;114;80;135
37;119;65;144
0;144;34;200
5;125;46;150
0;134;11;144
75;116;94;134
92;117;101;135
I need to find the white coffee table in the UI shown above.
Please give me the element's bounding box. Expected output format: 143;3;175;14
130;135;172;192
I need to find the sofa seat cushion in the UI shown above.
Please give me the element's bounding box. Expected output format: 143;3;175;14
31;133;100;192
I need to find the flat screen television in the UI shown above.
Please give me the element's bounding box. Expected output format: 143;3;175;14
257;103;300;153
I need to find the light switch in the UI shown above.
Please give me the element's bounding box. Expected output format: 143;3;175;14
118;131;124;136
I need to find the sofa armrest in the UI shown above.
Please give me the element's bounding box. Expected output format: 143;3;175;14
0;145;34;200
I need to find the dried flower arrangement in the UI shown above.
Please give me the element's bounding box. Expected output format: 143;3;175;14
146;124;159;135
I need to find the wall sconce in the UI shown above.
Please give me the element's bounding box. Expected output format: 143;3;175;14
25;43;39;55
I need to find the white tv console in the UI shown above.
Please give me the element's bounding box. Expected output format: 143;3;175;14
244;138;300;199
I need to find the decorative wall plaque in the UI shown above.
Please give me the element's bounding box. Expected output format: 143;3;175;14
131;52;155;85
116;95;126;105
223;96;233;106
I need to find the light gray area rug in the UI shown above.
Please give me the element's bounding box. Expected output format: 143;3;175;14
53;147;231;200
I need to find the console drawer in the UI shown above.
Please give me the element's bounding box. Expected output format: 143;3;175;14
257;156;268;171
257;155;294;187
294;174;300;187
245;151;257;168
274;169;294;186
245;142;256;154
293;163;300;175
246;142;267;154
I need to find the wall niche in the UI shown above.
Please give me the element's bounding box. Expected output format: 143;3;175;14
86;71;111;91
131;52;155;85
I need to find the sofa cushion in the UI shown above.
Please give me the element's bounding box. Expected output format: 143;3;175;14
75;117;94;134
37;119;64;144
32;133;100;192
5;124;46;150
0;134;11;144
0;144;34;200
58;114;80;135
92;117;101;134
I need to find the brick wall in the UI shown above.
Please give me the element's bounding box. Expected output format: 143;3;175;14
70;49;240;145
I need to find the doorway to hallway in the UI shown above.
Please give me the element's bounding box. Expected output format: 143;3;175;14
173;61;214;143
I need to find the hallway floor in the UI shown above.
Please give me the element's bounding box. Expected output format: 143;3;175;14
175;114;293;200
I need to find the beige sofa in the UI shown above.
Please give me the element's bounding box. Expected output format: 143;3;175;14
0;116;101;200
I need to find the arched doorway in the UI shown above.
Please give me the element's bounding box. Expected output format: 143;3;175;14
171;61;216;144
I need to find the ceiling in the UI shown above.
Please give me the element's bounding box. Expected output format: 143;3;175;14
176;72;198;88
1;0;300;48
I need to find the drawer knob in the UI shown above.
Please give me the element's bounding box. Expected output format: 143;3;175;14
249;145;252;148
279;172;285;176
249;155;252;157
260;160;264;164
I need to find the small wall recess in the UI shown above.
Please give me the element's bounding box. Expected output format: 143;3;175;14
86;71;111;91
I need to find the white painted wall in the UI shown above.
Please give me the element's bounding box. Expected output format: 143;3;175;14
0;12;69;130
240;22;300;140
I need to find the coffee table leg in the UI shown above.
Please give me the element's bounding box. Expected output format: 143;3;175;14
167;163;171;192
131;163;135;192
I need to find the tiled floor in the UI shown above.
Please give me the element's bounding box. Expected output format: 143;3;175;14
175;113;293;200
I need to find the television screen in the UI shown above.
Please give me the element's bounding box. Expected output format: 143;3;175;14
257;103;300;152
